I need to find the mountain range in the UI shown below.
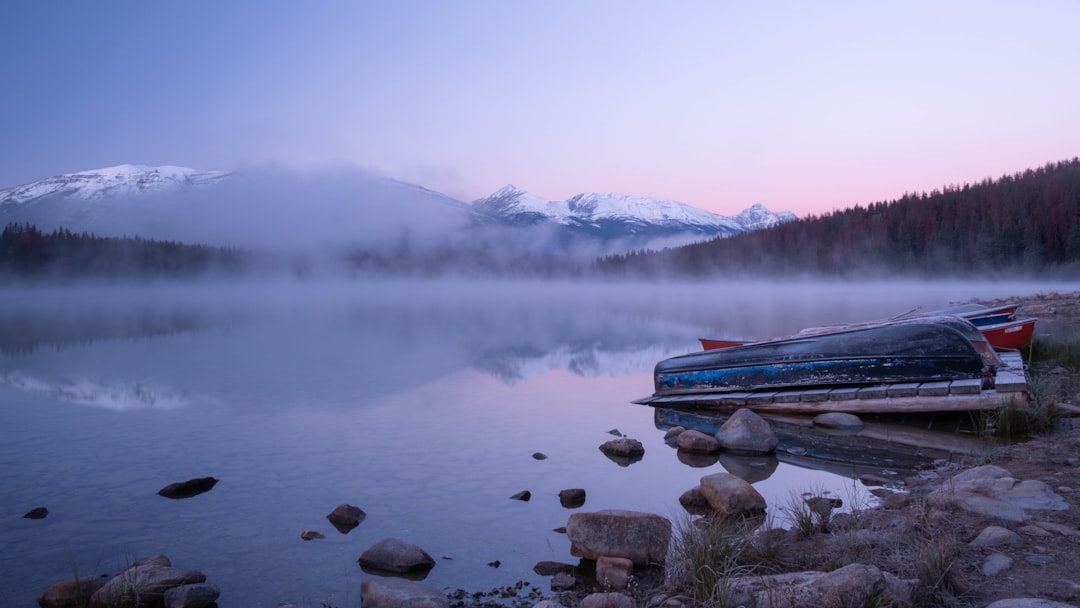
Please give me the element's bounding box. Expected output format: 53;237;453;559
0;164;795;254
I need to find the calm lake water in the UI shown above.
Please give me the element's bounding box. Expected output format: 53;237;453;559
0;279;1068;606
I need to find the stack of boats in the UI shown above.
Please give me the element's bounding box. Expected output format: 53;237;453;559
635;304;1034;414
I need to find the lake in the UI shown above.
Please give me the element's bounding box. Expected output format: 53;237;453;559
0;279;1066;606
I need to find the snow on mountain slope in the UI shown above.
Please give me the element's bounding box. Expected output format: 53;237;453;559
734;203;798;230
471;185;793;234
0;164;231;206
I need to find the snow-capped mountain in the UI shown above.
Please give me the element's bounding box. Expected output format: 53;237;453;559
734;203;798;230
471;185;794;239
0;164;230;206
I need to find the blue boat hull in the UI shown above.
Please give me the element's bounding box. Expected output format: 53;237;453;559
654;317;998;395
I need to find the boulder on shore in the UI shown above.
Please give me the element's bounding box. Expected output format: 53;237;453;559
89;561;206;608
676;429;721;453
699;472;766;519
714;409;777;454
358;538;436;577
37;575;107;608
361;577;449;608
566;510;671;566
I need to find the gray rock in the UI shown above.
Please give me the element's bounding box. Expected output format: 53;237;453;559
675;429;720;453
928;465;1068;521
599;438;645;464
813;412;864;429
566;510;671;566
1033;520;1080;537
699;472;766;519
982;552;1014;576
358;538;436;576
551;572;575;591
678;487;711;516
326;503;366;532
724;563;916;608
533;601;565;608
596;556;633;591
970;525;1023;547
1025;554;1056;565
301;530;326;541
559;488;586;509
714;408;777;454
360;577;448;608
157;477;218;499
662;426;686;443
582;592;636;608
23;506;48;519
37;575;107;608
163;582;220;608
510;490;532;501
533;561;575;576
90;564;206;608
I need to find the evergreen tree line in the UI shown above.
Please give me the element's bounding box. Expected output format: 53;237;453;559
0;223;249;279
594;158;1080;277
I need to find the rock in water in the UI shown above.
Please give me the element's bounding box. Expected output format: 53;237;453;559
326;503;367;533
23;506;48;519
157;477;219;499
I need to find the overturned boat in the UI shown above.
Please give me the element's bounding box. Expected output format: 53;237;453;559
652;316;1001;397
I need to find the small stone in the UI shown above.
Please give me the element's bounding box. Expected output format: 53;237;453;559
1019;525;1052;537
326;503;366;533
1025;554;1056;565
607;429;623;437
23;507;48;519
551;572;575;591
663;426;686;443
559;488;586;509
487;560;500;568
859;474;890;487
301;530;326;541
533;561;575;576
552;526;567;534
981;552;1013;576
970;526;1023;547
510;490;531;501
813;412;864;430
157;477;218;499
532;452;548;460
163;582;220;608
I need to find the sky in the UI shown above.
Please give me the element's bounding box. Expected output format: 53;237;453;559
2;1;1078;217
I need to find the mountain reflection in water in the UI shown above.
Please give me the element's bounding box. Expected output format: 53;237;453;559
0;279;1066;607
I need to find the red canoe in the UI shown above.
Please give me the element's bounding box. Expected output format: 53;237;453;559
979;318;1036;350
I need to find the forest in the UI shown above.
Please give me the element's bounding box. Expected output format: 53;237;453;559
595;158;1080;278
0;223;248;279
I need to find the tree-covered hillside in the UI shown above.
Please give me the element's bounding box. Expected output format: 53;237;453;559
0;223;248;279
595;159;1080;277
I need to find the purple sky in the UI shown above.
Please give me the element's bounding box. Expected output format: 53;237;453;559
2;1;1078;216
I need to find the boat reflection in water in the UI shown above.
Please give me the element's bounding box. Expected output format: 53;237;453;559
653;406;1003;485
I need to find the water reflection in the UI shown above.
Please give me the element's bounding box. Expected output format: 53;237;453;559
653;406;1002;482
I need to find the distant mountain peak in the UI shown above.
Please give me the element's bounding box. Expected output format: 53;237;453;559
0;164;231;207
470;186;794;240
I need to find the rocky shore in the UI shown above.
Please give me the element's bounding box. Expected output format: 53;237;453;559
34;292;1080;608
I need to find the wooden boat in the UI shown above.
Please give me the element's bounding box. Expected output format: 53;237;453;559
978;318;1036;350
656;316;1001;397
904;303;1017;327
700;303;1026;352
698;338;747;350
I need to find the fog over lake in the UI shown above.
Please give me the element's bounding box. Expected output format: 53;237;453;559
0;279;1068;606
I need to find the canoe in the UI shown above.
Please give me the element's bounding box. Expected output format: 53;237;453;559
978;318;1036;350
655;316;1001;397
900;303;1017;327
700;303;1023;352
698;338;747;350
